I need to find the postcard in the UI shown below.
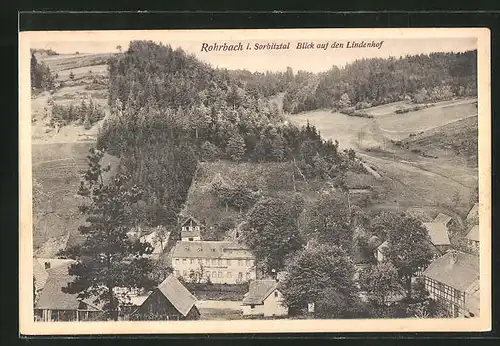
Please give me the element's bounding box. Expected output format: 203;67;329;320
19;28;491;334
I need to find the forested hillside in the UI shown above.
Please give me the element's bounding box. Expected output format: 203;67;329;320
282;51;477;114
98;41;363;228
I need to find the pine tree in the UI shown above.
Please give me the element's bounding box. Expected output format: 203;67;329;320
226;132;246;162
62;148;155;320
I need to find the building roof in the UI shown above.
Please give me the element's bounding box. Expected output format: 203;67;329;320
367;235;384;251
466;225;480;242
33;258;49;292
422;251;479;293
155;274;197;317
242;280;278;305
375;240;389;251
170;241;254;259
467;202;479;220
180;215;203;228
423;222;451;246
434;213;452;225
34;260;102;311
181;228;202;239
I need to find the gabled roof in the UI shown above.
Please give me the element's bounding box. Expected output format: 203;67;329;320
434;213;452;225
180;215;203;228
33;259;49;292
35;260;103;311
170;241;254;259
467;203;479;220
466;225;480;242
156;274;197;317
181;228;201;238
242;280;278;305
422;251;479;292
423;222;451;246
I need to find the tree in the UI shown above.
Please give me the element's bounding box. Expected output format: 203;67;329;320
242;196;303;274
116;45;122;53
200;141;221;161
339;92;351;108
280;244;360;318
69;71;75;81
62;148;155;320
384;213;434;298
226;132;246;162
305;193;353;250
359;262;403;317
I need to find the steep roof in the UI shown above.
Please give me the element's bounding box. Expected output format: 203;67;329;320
467;203;479;220
423;222;451;246
170;241;254;259
156;274;197;317
180;215;203;228
466;225;480;242
434;213;452;225
422;251;479;292
35;261;102;311
242;280;278;305
33;258;49;292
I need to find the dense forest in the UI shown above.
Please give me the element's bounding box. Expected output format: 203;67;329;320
282;51;477;114
30;52;55;91
98;41;362;227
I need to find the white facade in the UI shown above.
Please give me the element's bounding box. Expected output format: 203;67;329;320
241;289;288;317
173;256;256;284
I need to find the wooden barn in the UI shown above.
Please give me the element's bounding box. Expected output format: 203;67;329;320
132;274;200;320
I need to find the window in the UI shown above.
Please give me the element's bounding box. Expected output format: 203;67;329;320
227;259;231;266
274;291;279;297
175;258;180;264
246;272;251;280
218;271;222;278
218;259;223;266
183;270;187;276
190;259;194;264
250;305;255;309
182;258;186;264
238;272;243;279
206;272;210;278
246;259;250;266
198;258;202;263
189;238;193;241
212;271;217;278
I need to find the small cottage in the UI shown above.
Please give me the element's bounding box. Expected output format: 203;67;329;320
180;216;203;241
421;250;480;317
465;224;480;252
132;274;200;320
433;213;453;228
241;280;288;317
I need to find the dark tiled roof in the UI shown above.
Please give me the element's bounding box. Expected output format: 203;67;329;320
242;280;278;305
423;222;451;246
170;241;254;259
156;274;197;317
422;251;479;292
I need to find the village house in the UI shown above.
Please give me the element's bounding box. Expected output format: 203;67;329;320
34;260;104;322
241;279;288;317
127;226;170;260
180;216;203;241
170;239;256;284
467;202;479;221
465;224;480;252
421;250;479;318
132;274;200;320
433;212;454;228
422;221;452;254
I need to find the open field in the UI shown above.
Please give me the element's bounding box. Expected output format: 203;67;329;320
196;300;243;320
39;53;116;73
288;98;478;217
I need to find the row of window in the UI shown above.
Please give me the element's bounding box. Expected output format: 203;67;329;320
174;258;253;266
176;270;252;280
182;226;200;232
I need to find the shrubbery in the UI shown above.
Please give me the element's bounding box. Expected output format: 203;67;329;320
50;99;105;129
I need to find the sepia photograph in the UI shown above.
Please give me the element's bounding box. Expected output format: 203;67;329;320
19;28;491;334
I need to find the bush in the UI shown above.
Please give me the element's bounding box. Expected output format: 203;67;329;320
50;98;105;128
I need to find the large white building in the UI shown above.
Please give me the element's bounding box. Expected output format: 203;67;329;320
170;240;256;284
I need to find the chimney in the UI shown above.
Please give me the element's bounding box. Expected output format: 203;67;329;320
44;261;51;270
